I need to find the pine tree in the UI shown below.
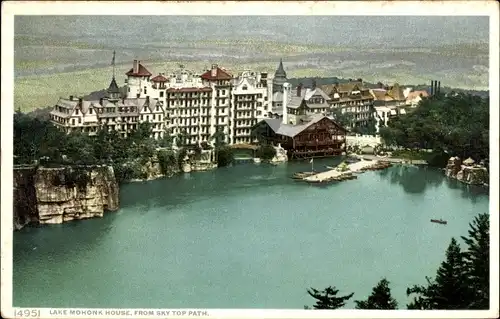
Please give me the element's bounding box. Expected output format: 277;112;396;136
406;238;470;309
355;278;398;309
461;213;489;309
306;286;354;309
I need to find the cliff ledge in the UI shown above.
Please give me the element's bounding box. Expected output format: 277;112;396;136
13;165;119;230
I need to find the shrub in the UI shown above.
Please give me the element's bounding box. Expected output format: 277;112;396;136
216;146;234;167
256;144;276;161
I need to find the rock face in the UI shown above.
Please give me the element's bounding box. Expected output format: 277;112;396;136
445;157;489;186
270;144;288;163
13;165;119;230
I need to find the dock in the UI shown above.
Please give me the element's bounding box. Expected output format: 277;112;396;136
301;160;392;184
357;155;428;165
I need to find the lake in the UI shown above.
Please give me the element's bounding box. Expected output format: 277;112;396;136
13;159;489;309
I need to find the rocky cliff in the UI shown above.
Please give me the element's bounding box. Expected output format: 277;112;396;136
13;165;119;230
444;157;489;186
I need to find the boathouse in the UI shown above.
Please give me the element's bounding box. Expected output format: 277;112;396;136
252;83;347;160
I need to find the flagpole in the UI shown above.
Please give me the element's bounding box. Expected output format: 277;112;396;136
112;50;116;79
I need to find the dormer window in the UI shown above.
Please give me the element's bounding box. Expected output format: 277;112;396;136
242;85;248;90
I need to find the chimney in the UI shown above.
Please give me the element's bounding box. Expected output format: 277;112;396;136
357;78;363;83
78;98;83;105
334;82;339;88
99;98;103;105
430;80;434;96
312;79;317;90
438;81;441;94
297;83;303;97
133;60;139;74
146;95;150;104
69;95;74;101
282;83;290;125
211;64;218;77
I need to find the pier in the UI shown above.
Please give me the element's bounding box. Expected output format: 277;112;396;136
301;160;392;184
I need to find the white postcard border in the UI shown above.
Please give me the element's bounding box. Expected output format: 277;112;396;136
1;1;499;318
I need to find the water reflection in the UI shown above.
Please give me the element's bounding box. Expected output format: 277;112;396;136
13;212;118;263
445;178;489;203
378;165;445;194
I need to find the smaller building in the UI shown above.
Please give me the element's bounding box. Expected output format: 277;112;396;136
319;79;374;128
252;83;347;160
370;83;406;107
405;90;429;107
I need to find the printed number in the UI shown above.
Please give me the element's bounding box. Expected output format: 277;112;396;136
15;309;40;318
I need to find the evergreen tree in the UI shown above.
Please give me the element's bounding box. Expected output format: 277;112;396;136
355;278;398;309
406;238;470;309
461;213;489;309
306;286;354;309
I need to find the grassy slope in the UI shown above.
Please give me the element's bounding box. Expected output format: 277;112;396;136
13;39;489;113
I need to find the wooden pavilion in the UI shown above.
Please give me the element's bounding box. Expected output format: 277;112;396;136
252;113;347;160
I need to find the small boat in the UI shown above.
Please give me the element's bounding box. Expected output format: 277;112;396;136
430;219;447;225
253;158;261;164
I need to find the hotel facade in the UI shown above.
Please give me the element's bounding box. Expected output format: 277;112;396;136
50;60;275;146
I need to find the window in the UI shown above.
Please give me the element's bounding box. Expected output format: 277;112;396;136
160;91;164;97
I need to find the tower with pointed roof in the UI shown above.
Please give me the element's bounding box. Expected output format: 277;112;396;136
272;58;288;94
107;77;121;102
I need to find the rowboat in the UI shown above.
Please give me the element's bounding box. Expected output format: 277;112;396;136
430;219;447;225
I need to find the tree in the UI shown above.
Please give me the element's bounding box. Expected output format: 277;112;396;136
158;130;174;148
379;94;489;165
255;144;276;161
330;108;354;130
215;145;234;167
251;123;268;145
406;238;471;309
461;213;489;309
211;128;226;148
176;129;190;148
126;121;153;145
306;286;354;309
354;278;398;309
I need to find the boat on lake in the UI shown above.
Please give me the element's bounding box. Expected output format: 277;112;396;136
430;219;447;225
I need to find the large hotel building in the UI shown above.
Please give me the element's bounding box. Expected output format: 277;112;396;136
50;60;283;146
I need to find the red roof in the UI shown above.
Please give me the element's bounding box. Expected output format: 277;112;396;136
151;74;168;82
166;87;212;93
200;67;232;81
126;63;152;77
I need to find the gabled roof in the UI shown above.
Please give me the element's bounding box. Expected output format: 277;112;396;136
370;89;394;102
406;90;429;101
301;87;331;102
320;81;365;94
387;83;405;101
200;67;232;81
126;63;152;77
259;114;345;138
151;74;168;82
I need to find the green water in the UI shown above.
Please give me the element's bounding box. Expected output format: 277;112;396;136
13;159;489;309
